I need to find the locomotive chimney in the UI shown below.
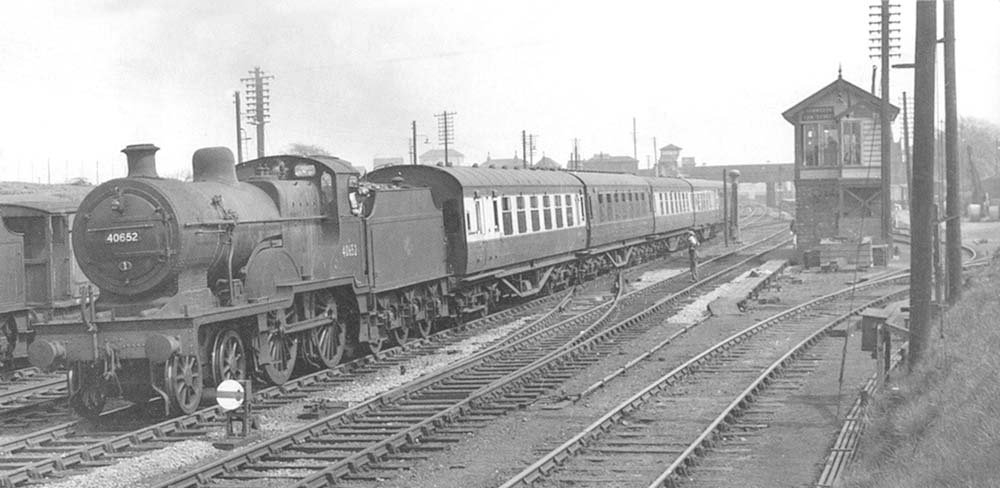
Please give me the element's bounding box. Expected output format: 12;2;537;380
192;147;238;185
122;143;160;178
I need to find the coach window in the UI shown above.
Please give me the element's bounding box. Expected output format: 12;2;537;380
555;195;564;228
566;195;576;227
578;193;586;222
542;195;553;230
529;196;540;232
493;198;501;233
501;197;514;236
516;196;527;234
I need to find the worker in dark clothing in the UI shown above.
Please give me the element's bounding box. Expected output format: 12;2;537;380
687;230;700;282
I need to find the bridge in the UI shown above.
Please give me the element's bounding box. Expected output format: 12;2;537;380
680;163;794;207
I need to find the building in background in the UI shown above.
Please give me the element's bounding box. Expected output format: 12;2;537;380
480;155;527;168
533;156;560;170
419;148;465;166
655;144;682;176
580;153;637;173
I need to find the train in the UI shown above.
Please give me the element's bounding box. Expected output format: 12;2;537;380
0;195;94;370
27;143;725;417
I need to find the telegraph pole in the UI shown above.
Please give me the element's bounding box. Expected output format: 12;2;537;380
411;121;418;165
241;67;273;159
903;92;912;204
632;117;638;165
234;91;243;164
528;134;538;167
910;0;936;369
944;0;961;303
870;0;900;245
435;111;456;166
522;131;528;169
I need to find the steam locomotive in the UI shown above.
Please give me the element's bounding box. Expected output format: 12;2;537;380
28;144;723;416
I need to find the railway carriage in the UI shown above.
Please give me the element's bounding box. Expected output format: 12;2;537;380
0;199;92;368
366;166;588;313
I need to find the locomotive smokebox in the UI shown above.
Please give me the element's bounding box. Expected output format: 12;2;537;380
122;143;160;178
192;147;238;185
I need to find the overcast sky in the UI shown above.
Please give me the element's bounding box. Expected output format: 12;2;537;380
1;1;997;183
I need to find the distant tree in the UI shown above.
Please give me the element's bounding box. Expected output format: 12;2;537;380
960;117;1000;179
285;143;331;156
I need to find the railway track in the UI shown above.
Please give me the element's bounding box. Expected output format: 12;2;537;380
0;368;67;420
0;289;571;487
0;226;787;487
499;274;910;488
144;231;790;488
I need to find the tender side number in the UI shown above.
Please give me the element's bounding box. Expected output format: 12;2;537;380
341;243;359;257
106;231;140;244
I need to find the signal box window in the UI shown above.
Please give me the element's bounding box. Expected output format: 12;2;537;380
842;120;863;166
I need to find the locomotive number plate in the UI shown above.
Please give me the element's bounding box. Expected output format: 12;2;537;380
105;231;140;244
341;243;359;257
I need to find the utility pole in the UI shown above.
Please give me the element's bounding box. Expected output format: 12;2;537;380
870;0;900;245
241;67;273;159
47;159;51;184
910;0;936;369
903;92;912;204
522;131;528;169
234;91;243;163
944;0;961;304
434;111;456;166
411;121;418;165
632;117;638;165
528;134;538;167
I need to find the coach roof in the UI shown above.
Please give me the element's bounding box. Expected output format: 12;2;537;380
373;165;582;191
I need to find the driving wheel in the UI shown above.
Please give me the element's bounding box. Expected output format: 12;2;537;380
256;331;297;385
211;328;247;384
309;321;346;369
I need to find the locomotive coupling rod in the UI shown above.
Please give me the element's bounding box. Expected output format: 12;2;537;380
280;314;334;335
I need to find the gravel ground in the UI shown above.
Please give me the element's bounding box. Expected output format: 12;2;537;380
42;440;219;488
345;264;897;488
255;316;537;435
126;314;540;487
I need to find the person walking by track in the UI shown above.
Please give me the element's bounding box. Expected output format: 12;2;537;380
687;230;700;282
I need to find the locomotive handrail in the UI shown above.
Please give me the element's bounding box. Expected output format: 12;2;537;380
182;215;326;227
84;223;155;232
